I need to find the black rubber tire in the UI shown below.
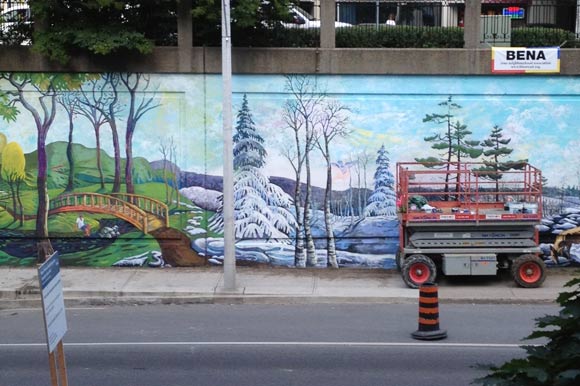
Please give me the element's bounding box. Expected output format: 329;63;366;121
511;254;546;288
395;250;404;272
401;254;437;289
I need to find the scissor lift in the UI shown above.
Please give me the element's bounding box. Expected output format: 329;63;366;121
396;162;546;288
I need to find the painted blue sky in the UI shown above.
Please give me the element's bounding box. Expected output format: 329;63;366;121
230;75;580;190
1;74;579;191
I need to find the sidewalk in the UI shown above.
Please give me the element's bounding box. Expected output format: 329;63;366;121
0;266;578;309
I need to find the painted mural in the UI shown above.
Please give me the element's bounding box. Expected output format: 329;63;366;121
1;73;580;268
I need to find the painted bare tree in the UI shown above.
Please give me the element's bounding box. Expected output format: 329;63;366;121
283;75;325;267
0;73;90;262
99;73;124;193
279;106;306;266
77;77;114;191
353;156;363;216
159;136;175;205
357;149;374;214
56;92;79;192
315;100;351;268
119;73;160;194
169;138;179;206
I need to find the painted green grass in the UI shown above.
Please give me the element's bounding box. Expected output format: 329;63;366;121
0;180;218;265
0;254;36;266
0;231;161;267
58;231;160;267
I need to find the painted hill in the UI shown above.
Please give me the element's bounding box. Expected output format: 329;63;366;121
25;141;152;189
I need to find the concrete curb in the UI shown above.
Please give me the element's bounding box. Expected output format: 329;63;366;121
0;266;577;309
0;292;561;310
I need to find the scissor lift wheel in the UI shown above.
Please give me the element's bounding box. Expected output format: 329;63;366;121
402;254;437;289
511;254;546;288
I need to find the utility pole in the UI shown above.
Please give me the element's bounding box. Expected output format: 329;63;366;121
221;0;236;290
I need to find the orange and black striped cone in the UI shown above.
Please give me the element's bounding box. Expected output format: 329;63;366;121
411;282;447;340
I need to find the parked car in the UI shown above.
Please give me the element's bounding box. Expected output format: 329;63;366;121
282;6;351;29
0;4;32;45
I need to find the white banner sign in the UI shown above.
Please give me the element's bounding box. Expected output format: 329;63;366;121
492;47;560;73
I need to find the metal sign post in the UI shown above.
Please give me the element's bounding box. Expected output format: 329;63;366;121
221;0;236;291
38;252;69;386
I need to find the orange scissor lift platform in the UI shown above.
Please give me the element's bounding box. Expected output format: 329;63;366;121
395;162;546;289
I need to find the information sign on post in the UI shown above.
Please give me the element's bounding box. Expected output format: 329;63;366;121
38;252;68;353
38;251;69;386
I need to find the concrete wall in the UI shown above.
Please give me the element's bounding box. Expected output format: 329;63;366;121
2;46;580;75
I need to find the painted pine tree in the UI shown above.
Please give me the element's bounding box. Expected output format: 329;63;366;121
210;94;295;240
474;125;522;201
364;144;397;217
415;96;461;200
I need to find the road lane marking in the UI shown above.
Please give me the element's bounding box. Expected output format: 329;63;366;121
0;341;534;348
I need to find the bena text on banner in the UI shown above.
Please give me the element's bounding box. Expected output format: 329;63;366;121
492;47;560;74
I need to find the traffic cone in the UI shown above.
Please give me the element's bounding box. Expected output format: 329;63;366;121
411;282;447;340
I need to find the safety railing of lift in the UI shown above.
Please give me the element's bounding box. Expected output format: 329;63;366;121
396;162;543;223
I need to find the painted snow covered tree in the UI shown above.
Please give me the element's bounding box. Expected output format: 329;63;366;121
364;144;397;217
210;94;295;240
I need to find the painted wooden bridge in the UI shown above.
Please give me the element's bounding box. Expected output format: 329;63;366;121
49;193;169;234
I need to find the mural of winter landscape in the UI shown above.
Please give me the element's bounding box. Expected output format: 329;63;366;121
1;73;580;268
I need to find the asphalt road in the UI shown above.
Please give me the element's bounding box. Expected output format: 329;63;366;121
0;303;559;386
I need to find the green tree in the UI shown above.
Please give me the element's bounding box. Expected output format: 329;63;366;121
192;0;293;42
474;277;580;386
415;96;477;200
27;1;293;63
119;73;160;194
0;72;93;261
450;120;482;197
1;142;26;226
56;92;80;192
474;125;516;200
452;121;482;163
29;0;163;64
0;132;7;172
